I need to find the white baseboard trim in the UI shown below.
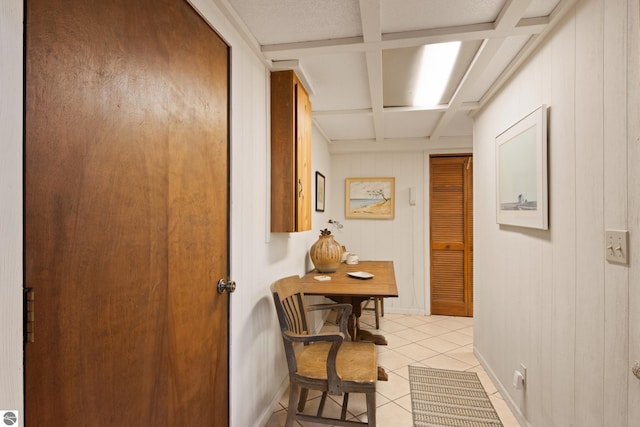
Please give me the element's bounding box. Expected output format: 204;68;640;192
473;346;531;427
384;307;427;315
259;375;289;427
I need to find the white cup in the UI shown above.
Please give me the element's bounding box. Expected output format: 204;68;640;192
346;254;359;265
341;251;351;263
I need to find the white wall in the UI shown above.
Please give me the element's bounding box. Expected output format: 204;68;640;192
0;0;24;421
627;1;640;423
473;0;640;426
328;138;472;316
158;2;334;426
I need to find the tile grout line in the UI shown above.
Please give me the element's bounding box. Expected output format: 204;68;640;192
267;313;521;427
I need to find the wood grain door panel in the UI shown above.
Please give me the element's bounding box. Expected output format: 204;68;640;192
25;0;229;425
296;82;312;230
430;156;473;316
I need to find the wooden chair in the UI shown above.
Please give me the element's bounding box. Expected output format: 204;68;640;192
271;275;377;427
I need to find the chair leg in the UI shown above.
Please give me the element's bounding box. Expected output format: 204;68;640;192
340;393;349;420
317;392;328;417
365;391;376;427
297;387;309;412
286;383;301;427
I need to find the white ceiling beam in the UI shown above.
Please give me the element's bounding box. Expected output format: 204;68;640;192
474;0;580;113
380;19;545;47
359;0;381;43
360;0;385;142
383;102;479;113
263;36;369;60
312;102;479;117
550;0;580;21
430;38;506;141
365;51;385;142
261;18;547;61
495;0;535;30
429;0;534;141
313;108;374;117
327;136;472;154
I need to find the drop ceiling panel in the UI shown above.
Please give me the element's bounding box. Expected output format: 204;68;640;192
301;53;371;111
227;0;361;45
222;0;571;146
314;115;375;141
464;34;533;101
440;111;474;137
382;40;482;107
524;0;562;18
382;47;423;107
384;111;441;139
380;0;505;33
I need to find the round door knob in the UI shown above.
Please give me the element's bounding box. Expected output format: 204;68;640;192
217;279;236;294
633;361;640;380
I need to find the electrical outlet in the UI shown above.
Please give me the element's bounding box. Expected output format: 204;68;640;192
605;230;628;265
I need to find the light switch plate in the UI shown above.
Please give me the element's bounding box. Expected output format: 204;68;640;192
605;230;628;265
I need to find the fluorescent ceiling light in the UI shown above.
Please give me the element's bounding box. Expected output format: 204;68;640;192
412;41;461;107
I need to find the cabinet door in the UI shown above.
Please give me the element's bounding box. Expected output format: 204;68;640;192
296;81;312;231
270;70;312;232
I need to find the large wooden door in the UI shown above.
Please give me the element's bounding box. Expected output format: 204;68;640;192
24;0;230;425
430;155;473;316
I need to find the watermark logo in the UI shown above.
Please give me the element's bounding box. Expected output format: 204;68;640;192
1;411;18;426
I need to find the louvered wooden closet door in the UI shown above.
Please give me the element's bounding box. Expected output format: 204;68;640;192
430;156;473;316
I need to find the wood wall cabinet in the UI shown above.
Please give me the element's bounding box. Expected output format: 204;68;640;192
270;70;312;232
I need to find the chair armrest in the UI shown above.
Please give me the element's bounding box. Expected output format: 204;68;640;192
285;331;345;395
307;303;352;338
283;331;345;344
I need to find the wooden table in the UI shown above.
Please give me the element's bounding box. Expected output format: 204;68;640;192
301;261;398;381
300;261;398;345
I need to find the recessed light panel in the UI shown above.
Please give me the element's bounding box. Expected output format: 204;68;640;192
412;41;461;107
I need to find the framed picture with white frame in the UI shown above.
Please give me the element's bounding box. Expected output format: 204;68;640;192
496;105;549;230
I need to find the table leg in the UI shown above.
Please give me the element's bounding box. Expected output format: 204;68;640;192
347;313;357;342
328;296;389;380
352;299;389;380
354;310;388;345
377;367;388;381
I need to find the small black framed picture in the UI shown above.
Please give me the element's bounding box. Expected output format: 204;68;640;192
315;171;325;212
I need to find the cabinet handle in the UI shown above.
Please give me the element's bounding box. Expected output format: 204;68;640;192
298;178;303;198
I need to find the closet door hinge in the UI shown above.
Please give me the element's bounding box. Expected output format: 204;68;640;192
24;288;35;344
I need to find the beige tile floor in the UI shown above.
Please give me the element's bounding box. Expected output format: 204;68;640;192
266;310;521;427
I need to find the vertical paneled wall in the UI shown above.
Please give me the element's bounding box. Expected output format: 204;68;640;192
329;144;472;316
329;151;428;314
473;0;638;426
0;0;24;420
628;0;640;423
190;4;328;426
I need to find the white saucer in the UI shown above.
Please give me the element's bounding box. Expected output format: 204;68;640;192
347;271;374;279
